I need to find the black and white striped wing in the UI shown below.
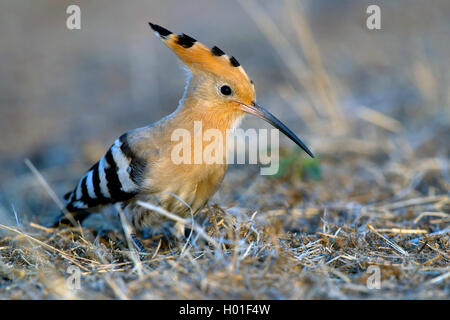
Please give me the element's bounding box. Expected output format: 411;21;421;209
65;133;146;212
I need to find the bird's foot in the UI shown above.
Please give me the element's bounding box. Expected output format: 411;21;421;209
130;233;148;254
139;221;181;248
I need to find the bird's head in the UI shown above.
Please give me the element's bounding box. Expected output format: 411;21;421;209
149;22;314;158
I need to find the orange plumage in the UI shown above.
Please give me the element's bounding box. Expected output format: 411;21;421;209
55;23;313;249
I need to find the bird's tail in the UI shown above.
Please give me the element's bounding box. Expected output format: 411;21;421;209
48;210;92;228
47;190;92;228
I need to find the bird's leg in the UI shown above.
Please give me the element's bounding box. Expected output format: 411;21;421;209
117;203;148;254
130;233;147;254
184;227;193;239
139;221;180;248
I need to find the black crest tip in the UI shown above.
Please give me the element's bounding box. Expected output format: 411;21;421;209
177;33;197;48
148;22;172;39
211;46;225;56
230;56;240;67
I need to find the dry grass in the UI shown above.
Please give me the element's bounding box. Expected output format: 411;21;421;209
0;138;448;299
0;0;449;299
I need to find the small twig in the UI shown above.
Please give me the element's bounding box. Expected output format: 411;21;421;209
425;243;449;260
423;255;442;266
317;232;341;239
115;204;145;278
137;201;219;248
29;222;55;233
0;223;89;271
375;228;428;235
357;105;402;132
414;211;449;224
104;277;130;300
427;271;450;285
410;228;450;245
11;204;21;228
24;158;79;229
152;239;162;260
367;224;409;257
379;195;447;211
418;241;429;254
167;192;194;255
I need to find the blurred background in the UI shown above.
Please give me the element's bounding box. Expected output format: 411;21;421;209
0;0;449;224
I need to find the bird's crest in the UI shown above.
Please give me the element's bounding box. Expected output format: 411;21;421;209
149;22;250;82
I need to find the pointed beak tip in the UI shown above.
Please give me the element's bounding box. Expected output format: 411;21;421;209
246;101;315;159
302;148;315;159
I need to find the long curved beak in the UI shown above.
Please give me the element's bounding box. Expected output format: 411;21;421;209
238;100;314;158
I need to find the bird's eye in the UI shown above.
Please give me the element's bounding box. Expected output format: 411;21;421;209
220;85;232;96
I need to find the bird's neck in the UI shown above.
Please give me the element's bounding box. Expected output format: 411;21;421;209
170;96;244;134
154;96;241;170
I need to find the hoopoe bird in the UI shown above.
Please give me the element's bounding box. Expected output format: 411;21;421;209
53;23;314;247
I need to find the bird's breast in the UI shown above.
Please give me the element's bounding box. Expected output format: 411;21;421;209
142;160;227;215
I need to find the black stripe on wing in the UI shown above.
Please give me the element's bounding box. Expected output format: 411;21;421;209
79;175;97;208
65;162;105;211
119;133;146;185
64;133;147;212
91;162;110;205
104;148;138;202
